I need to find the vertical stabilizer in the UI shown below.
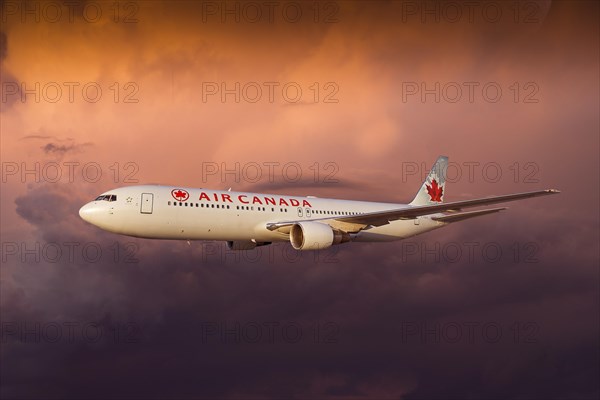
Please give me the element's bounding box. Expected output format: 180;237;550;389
409;156;448;206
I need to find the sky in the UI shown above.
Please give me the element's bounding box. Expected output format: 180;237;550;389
1;0;598;399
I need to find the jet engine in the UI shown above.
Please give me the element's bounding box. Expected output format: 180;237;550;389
289;222;350;250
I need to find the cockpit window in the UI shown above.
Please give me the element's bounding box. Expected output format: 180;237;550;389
94;194;117;202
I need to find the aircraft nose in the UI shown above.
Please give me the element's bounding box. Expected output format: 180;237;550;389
79;203;102;224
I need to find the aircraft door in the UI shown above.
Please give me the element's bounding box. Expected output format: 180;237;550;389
305;208;311;218
141;193;154;214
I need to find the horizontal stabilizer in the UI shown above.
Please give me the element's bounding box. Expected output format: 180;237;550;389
432;207;507;223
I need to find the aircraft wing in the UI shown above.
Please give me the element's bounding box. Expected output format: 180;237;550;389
266;189;560;233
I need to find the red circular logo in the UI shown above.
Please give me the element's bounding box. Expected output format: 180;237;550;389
171;189;189;202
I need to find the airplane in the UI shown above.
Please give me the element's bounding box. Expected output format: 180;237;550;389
79;156;559;250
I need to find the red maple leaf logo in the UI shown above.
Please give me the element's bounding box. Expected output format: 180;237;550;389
171;189;189;201
426;179;443;202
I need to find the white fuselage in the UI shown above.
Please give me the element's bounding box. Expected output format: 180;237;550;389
79;185;444;243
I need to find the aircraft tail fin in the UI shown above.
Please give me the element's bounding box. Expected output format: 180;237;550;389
409;156;448;206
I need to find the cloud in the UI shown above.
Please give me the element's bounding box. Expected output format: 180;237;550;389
40;142;92;156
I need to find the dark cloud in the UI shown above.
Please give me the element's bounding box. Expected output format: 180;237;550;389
2;176;598;399
40;142;91;156
21;135;55;140
19;135;93;156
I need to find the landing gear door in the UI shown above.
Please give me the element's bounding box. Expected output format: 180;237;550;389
141;193;154;214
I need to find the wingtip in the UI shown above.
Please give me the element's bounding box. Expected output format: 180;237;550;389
547;189;561;194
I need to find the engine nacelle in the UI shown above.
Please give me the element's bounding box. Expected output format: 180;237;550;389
226;240;271;250
290;222;350;250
